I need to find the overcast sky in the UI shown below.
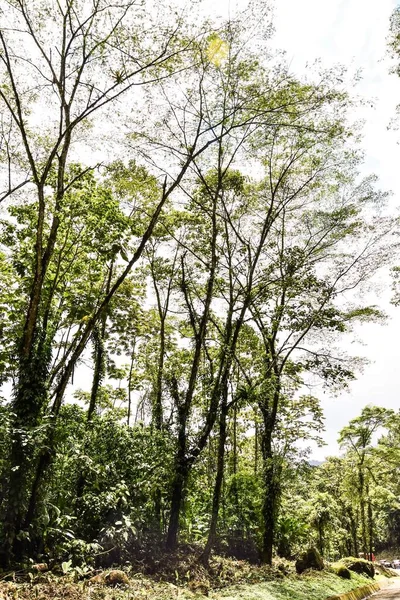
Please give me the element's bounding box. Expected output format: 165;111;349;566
202;0;400;458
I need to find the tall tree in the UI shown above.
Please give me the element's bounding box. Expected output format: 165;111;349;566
339;405;394;557
0;0;191;561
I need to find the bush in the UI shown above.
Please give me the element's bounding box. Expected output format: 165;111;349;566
295;547;324;574
331;564;351;579
340;557;375;578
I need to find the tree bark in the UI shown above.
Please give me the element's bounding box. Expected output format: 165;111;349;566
348;506;359;557
259;381;281;565
359;464;368;556
200;391;228;565
166;440;188;550
260;442;280;565
367;494;374;560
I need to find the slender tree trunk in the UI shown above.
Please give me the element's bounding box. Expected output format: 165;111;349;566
166;471;186;551
261;448;278;564
153;316;165;531
345;538;352;557
22;434;54;532
260;400;281;565
367;494;374;560
259;375;281;565
201;391;228;565
359;466;367;556
75;327;105;500
232;405;238;477
254;420;258;475
153;315;165;432
76;263;113;500
127;346;135;427
166;451;188;550
230;404;240;524
348;507;359;557
318;520;324;556
166;391;189;551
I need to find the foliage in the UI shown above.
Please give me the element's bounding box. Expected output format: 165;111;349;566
0;0;398;576
295;547;324;574
339;557;375;579
0;567;377;600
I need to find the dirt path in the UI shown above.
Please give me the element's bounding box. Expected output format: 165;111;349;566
371;579;400;599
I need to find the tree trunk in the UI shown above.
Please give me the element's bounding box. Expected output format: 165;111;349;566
166;461;188;550
260;406;281;565
360;499;367;556
22;439;53;532
254;420;258;475
75;326;105;500
259;376;281;566
127;347;135;427
348;507;359;557
1;342;52;565
359;466;367;556
166;391;188;551
261;453;278;565
153;315;165;432
318;520;324;556
152;315;165;530
367;494;374;560
201;393;228;565
231;404;240;524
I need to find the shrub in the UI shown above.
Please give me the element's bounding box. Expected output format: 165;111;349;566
295;547;324;574
340;557;375;578
332;564;351;579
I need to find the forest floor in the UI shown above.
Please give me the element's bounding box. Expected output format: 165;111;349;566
0;557;395;600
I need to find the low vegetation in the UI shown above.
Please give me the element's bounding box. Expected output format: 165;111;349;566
0;554;394;600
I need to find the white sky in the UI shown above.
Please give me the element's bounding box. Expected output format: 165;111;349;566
272;0;400;459
201;0;400;458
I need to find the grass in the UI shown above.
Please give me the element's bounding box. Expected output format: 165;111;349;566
211;570;371;600
1;551;395;600
0;569;375;600
0;574;197;600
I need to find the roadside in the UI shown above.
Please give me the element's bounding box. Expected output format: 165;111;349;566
0;553;396;600
0;564;387;600
371;578;400;599
212;571;384;600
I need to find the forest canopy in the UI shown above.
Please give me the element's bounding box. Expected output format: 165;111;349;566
0;0;399;578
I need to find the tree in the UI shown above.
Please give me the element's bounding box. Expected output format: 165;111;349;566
0;0;398;572
222;133;391;564
339;405;394;557
0;0;193;562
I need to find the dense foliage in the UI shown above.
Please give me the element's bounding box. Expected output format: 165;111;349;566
0;0;399;571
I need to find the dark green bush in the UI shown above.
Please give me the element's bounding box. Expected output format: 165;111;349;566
335;565;351;579
340;557;375;578
295;547;324;574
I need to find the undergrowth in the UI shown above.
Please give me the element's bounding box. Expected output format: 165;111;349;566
0;557;382;600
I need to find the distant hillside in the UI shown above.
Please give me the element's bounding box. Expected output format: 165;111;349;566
309;460;323;466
